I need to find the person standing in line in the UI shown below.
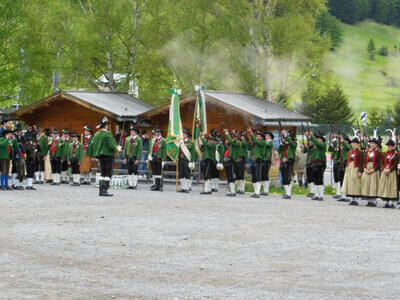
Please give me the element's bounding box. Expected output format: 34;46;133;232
123;124;142;190
92;117;117;197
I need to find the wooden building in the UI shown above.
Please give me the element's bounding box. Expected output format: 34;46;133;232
14;91;155;134
140;90;311;135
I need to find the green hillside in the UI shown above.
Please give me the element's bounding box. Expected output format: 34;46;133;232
328;21;400;113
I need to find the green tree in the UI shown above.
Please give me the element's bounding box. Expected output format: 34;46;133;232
328;0;369;24
301;79;353;124
315;11;343;49
367;38;376;60
392;99;400;125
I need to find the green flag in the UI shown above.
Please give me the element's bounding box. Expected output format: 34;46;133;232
166;88;191;161
192;85;207;156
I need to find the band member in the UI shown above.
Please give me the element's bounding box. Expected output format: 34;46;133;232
331;136;352;201
124;124;142;190
44;128;53;183
60;129;72;184
361;138;382;207
147;127;166;191
67;133;84;186
342;137;364;206
49;129;62;185
200;135;217;194
305;140;315;198
377;139;399;208
11;126;25;190
247;128;266;198
92;116;117;196
178;128;195;193
261;131;274;196
0;129;13;190
308;132;327;201
224;129;240;196
36;128;48;184
210;130;224;192
80;125;93;185
235;133;249;194
278;130;297;199
24;136;38;190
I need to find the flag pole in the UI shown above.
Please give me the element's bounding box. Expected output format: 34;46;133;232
176;159;179;192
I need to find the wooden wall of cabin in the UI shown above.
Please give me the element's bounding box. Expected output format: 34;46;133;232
17;98;119;135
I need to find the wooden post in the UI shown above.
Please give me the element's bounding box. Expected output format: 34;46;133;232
176;159;179;192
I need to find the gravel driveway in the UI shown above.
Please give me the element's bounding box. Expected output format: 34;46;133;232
0;182;399;299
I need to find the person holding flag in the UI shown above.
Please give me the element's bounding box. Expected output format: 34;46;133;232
178;128;196;193
165;86;192;192
124;124;142;190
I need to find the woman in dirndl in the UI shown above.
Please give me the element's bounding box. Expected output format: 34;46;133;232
361;138;382;207
342;137;364;206
80;125;94;185
377;139;399;208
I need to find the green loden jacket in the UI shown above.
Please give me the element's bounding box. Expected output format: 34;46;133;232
225;134;241;163
38;135;49;157
92;129;117;158
67;141;84;163
182;138;197;162
124;135;143;158
310;136;327;162
264;140;273;161
201;138;217;161
0;136;13;160
148;136;167;160
250;135;266;160
278;136;297;160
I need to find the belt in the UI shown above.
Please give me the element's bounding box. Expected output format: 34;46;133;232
311;159;323;164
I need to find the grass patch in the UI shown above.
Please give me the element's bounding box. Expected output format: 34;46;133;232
244;182;336;196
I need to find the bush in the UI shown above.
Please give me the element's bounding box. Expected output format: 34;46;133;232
378;45;389;56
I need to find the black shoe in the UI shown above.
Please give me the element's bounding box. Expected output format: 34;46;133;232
349;201;359;206
26;186;36;190
312;196;319;201
283;195;291;199
318;197;323;201
200;191;212;195
251;194;260;198
127;186;136;190
260;192;269;196
183;190;190;193
211;188;218;192
226;193;236;197
39;181;44;184
369;202;377;207
15;186;24;190
333;195;341;199
307;193;314;198
71;183;80;186
337;198;346;202
178;189;186;193
100;181;113;197
366;202;372;207
237;191;245;195
384;203;390;208
151;178;161;191
390;204;396;209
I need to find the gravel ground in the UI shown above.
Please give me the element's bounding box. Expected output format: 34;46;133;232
0;182;399;300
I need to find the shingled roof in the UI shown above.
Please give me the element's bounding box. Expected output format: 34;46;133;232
143;90;310;125
14;90;155;121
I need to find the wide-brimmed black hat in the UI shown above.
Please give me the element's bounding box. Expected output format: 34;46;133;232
62;128;70;135
207;135;217;141
369;138;381;147
2;129;13;135
264;131;274;139
351;137;360;143
344;137;351;143
45;128;51;136
53;128;59;134
129;124;139;132
210;128;219;137
153;126;162;133
71;132;79;138
386;139;395;146
96;116;110;129
83;125;92;132
183;128;191;136
315;133;326;142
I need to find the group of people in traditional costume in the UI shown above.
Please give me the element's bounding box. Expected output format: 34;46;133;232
1;116;400;207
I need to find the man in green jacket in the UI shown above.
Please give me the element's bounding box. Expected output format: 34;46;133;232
67;132;84;186
200;135;217;194
147;126;167;191
0;129;13;190
261;131;274;196
224;129;241;196
235;132;249;194
278;130;297;199
123;124;142;190
209;129;224;192
93;116;117;196
49;129;63;185
248;128;266;198
308;132;327;201
37;128;49;184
